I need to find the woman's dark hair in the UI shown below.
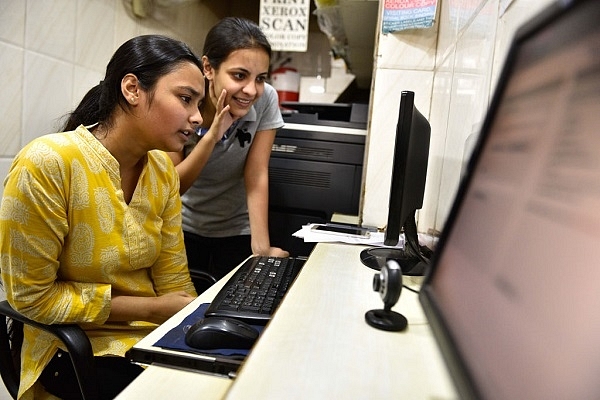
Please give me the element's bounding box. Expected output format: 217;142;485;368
203;17;272;71
62;35;201;131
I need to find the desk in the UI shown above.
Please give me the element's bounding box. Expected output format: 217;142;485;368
117;274;236;400
118;243;457;399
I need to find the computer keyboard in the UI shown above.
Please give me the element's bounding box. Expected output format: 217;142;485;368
204;255;306;324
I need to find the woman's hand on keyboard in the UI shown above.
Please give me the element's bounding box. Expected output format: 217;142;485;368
265;247;290;259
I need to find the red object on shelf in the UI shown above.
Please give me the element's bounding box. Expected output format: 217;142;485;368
271;67;300;105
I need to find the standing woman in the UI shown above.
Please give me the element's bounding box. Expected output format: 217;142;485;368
0;35;203;399
170;17;289;281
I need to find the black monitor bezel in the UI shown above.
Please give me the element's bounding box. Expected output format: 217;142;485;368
384;91;431;247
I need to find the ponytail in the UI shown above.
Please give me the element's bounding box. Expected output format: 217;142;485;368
62;84;103;131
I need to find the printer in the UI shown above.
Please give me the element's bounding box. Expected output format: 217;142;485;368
268;102;368;256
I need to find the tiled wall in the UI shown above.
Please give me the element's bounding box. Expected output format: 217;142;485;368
0;0;355;198
1;0;558;239
0;0;222;198
361;0;556;236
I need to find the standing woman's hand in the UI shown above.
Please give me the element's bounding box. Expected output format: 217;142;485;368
252;245;289;259
203;88;233;143
268;247;290;258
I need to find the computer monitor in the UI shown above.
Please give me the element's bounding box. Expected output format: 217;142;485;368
360;91;432;276
420;0;600;399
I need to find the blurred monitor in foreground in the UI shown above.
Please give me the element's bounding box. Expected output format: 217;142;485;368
420;0;600;399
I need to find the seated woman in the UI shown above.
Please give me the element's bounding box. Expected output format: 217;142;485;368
0;34;216;400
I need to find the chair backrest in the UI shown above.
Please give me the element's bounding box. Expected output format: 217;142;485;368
0;312;22;399
189;270;217;294
0;300;99;400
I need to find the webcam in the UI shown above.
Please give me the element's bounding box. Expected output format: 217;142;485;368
365;260;408;331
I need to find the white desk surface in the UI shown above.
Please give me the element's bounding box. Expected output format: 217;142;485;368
225;243;456;399
116;271;237;400
118;243;457;400
116;364;231;400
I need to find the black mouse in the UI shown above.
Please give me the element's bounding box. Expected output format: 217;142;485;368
184;317;259;350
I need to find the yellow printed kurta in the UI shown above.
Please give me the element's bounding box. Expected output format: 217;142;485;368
0;125;196;399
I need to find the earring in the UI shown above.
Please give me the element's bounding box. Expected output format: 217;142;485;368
130;97;135;103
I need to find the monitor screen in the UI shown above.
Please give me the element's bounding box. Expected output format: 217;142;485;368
360;91;432;276
420;0;600;398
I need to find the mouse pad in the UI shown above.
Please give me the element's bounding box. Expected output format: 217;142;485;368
154;303;264;357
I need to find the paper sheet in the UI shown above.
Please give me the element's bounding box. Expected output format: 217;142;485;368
293;224;405;248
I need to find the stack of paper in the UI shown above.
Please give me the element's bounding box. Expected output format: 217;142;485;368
293;224;404;248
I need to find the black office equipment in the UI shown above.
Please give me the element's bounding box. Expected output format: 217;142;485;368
420;0;600;399
204;256;306;324
360;91;432;275
268;103;367;257
365;260;407;332
185;317;259;350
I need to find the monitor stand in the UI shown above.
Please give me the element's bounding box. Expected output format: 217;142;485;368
359;247;427;276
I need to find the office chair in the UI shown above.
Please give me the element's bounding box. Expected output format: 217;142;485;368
189;270;217;294
0;300;98;400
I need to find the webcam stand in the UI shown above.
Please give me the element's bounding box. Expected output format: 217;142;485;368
365;308;407;332
365;260;408;331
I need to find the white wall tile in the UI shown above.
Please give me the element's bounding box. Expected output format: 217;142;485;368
169;2;210;54
0;159;13;200
0;0;26;46
0;42;24;157
23;51;73;144
139;21;174;38
73;65;104;111
451;0;488;34
376;24;438;71
25;0;76;62
432;0;498;231
491;0;555;91
420;65;454;233
454;0;498;74
114;0;142;47
435;0;460;70
75;0;117;71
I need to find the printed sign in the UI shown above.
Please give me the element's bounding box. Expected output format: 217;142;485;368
260;0;310;52
382;0;437;33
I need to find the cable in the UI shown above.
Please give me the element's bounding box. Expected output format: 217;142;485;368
403;211;431;264
403;285;420;294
